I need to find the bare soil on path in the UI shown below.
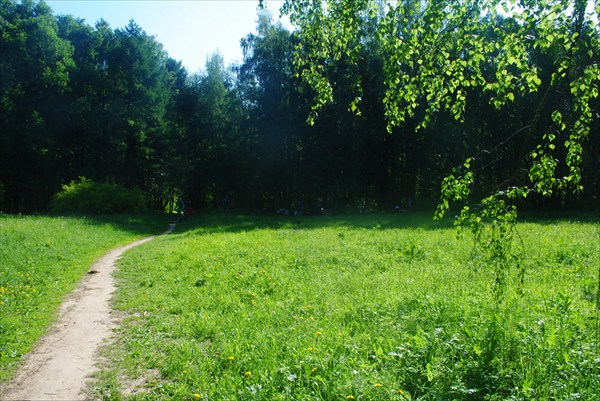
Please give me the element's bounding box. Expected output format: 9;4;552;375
1;224;175;401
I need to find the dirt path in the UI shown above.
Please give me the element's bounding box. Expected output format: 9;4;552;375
1;224;175;401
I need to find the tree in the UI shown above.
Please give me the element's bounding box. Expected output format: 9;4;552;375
238;10;307;209
103;20;171;188
55;14;108;182
173;52;246;209
0;0;74;211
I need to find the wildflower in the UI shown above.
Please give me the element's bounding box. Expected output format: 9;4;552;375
347;396;355;400
374;383;383;388
227;356;235;361
244;371;252;377
315;331;322;336
311;367;317;373
194;394;201;399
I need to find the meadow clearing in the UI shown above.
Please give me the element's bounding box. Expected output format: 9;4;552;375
0;213;168;382
90;212;598;401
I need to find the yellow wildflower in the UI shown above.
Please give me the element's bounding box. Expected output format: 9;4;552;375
347;396;355;400
244;371;252;377
227;356;235;361
374;383;383;388
194;394;201;399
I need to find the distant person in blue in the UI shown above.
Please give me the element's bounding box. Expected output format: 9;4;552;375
176;198;185;221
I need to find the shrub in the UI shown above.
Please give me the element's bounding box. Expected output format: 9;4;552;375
52;177;146;214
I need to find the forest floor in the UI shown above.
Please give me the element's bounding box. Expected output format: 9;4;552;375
0;224;174;401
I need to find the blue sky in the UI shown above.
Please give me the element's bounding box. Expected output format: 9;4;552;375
45;0;289;73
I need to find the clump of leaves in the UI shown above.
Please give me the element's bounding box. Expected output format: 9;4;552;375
52;177;146;214
436;158;526;300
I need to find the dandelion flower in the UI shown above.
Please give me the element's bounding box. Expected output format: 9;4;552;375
244;371;252;377
311;367;317;373
227;356;235;361
315;331;322;336
374;383;383;388
346;396;355;400
194;394;201;399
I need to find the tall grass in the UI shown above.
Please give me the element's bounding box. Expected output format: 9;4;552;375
95;213;599;400
0;213;167;382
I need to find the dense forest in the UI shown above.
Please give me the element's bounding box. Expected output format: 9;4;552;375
1;0;598;214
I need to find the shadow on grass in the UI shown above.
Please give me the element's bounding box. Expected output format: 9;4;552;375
171;211;454;235
46;211;176;236
517;210;599;225
47;209;598;238
170;209;600;236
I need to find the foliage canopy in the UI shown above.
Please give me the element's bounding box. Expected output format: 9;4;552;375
0;0;598;213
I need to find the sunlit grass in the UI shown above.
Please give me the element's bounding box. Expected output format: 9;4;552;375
0;213;167;383
99;213;599;400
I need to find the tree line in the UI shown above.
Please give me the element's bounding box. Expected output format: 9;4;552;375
1;0;598;214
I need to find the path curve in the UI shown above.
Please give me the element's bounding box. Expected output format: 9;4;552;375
1;223;175;401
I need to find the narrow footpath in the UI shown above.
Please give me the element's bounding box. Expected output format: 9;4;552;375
1;224;175;401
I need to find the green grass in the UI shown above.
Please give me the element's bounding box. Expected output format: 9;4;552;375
92;213;599;401
0;212;169;383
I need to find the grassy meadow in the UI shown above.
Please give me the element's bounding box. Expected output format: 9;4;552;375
93;213;599;401
0;213;169;382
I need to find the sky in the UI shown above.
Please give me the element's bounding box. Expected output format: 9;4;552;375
45;0;290;73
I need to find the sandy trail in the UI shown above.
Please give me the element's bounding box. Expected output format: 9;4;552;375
1;224;175;401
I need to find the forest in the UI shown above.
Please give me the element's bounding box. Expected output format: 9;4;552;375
1;0;598;214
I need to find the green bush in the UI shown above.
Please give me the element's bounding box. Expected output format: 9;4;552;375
52;177;146;214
